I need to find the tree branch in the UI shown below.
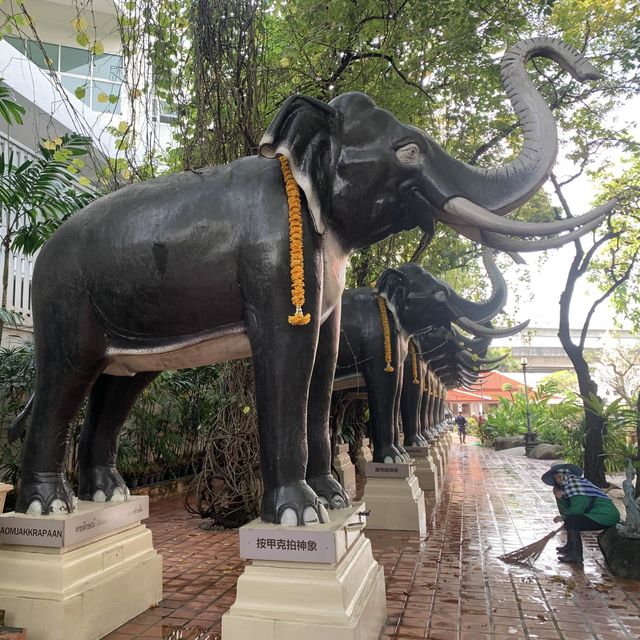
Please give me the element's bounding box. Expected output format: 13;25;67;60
579;245;640;351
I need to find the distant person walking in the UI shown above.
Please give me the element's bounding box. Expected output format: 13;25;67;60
455;411;467;444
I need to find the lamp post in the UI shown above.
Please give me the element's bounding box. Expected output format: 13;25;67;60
521;357;537;455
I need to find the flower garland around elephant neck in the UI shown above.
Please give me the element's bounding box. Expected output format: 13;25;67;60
375;295;394;372
409;339;420;384
279;155;311;326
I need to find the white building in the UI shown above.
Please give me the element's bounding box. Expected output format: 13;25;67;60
0;0;172;346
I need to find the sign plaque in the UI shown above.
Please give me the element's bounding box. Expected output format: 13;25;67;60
365;461;415;478
0;496;149;549
239;502;367;564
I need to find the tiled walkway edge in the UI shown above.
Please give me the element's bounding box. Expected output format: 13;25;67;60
104;442;640;640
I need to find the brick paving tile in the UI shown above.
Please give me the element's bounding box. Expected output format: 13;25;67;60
102;437;640;640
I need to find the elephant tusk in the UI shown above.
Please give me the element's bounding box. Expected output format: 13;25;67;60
477;214;606;252
454;315;530;337
442;197;614;237
458;352;508;366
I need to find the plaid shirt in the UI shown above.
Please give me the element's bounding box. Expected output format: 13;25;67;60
558;472;611;501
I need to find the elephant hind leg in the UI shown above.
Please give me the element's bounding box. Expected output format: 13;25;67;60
78;371;159;502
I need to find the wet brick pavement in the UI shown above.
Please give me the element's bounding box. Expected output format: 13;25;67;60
104;440;640;639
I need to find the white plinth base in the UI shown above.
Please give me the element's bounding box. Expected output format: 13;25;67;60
223;509;386;640
356;438;373;475
334;444;357;499
405;448;440;498
0;524;162;640
362;473;427;536
441;432;450;455
430;444;445;481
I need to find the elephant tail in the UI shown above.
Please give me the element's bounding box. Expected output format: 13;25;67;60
7;394;34;443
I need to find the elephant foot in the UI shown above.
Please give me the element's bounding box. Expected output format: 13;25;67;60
395;444;411;463
376;445;406;464
417;435;429;446
78;465;130;503
404;435;424;448
262;480;330;526
307;473;350;510
16;471;78;516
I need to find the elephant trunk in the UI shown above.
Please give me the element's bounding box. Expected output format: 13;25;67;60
446;251;506;323
436;38;601;215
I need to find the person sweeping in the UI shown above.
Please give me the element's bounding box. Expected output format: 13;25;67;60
543;463;620;564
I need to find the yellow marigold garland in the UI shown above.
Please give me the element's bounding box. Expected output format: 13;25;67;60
409;339;420;384
376;296;395;372
279;155;310;326
422;364;429;392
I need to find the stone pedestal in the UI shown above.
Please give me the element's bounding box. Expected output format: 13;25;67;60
0;497;162;640
437;436;448;466
222;503;386;640
598;526;640;580
333;444;356;499
362;463;427;536
0;485;12;515
430;442;445;481
356;438;373;475
405;447;440;500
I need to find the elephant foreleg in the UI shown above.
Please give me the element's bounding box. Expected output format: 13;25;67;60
401;361;424;447
392;361;410;461
245;286;328;526
78;371;159;502
363;357;404;464
306;307;349;510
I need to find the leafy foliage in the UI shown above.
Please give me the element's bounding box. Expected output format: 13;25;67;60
0;134;95;256
478;380;637;473
561;396;638;473
0;132;95;341
0;343;35;487
481;380;582;444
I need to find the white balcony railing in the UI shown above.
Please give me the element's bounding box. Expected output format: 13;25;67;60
0;134;38;331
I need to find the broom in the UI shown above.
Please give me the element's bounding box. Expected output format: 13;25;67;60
499;525;564;564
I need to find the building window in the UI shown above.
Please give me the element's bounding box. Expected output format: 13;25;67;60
4;36;122;115
153;98;178;125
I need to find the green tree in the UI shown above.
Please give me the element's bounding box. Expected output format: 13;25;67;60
552;155;640;485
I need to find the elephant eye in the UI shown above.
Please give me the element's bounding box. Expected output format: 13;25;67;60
396;143;421;164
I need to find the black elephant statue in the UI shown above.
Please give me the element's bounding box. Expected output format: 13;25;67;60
9;37;611;524
407;327;504;445
334;252;523;462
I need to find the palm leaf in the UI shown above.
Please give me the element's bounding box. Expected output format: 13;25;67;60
0;307;23;328
0;79;25;125
0;133;95;255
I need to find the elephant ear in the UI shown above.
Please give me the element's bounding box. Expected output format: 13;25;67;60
259;95;341;234
374;268;408;321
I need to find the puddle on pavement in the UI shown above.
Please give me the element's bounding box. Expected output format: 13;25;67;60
162;626;218;640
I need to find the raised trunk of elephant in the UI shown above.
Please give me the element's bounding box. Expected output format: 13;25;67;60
431;39;601;215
